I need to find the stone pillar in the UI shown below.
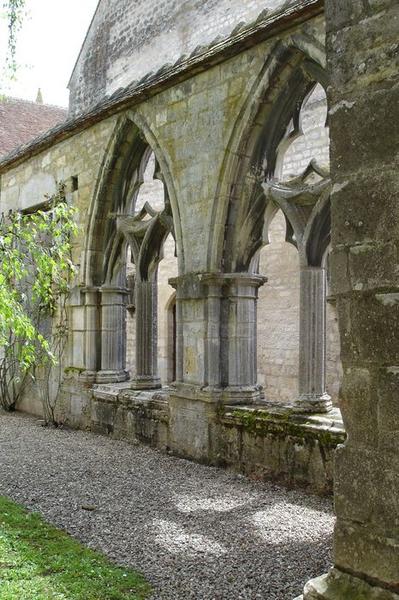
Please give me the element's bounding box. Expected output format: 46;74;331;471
68;287;85;370
296;267;332;413
203;278;223;389
301;1;399;598
175;297;184;383
222;274;266;400
131;275;161;390
199;273;266;399
167;272;266;463
97;287;129;383
78;287;100;383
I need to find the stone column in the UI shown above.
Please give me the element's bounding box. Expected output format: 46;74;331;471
222;274;267;400
97;286;129;383
167;272;265;463
169;278;183;383
296;267;332;413
198;273;266;400
68;287;85;370
80;287;100;383
300;1;399;598
131;275;161;390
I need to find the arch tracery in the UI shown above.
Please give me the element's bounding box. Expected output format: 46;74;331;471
79;114;179;387
211;37;333;411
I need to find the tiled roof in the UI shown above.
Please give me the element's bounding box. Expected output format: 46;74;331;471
0;97;67;158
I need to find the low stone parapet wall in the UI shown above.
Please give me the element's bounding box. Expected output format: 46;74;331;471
219;405;345;495
85;383;345;495
91;383;170;450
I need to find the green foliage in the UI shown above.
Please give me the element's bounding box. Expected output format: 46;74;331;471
0;495;151;599
0;184;77;411
3;0;25;67
1;0;25;91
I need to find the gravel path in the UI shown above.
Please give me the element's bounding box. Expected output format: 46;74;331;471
0;413;334;599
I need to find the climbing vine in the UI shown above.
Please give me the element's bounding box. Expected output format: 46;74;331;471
0;184;77;415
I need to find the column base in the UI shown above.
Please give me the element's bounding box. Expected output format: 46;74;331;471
293;393;332;414
78;370;98;384
219;384;264;405
96;370;129;384
299;569;399;599
130;376;162;390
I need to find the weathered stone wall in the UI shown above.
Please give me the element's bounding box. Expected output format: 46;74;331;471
301;0;399;598
0;117;118;417
280;83;329;180
89;385;345;495
258;212;301;401
68;0;290;115
220;405;344;494
0;116;118;264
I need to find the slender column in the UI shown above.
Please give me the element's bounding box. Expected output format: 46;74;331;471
80;287;100;382
169;278;184;383
175;297;183;382
68;287;85;370
224;274;266;392
97;286;129;383
204;281;223;388
296;267;331;413
131;274;161;389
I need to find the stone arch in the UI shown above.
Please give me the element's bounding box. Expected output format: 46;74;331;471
208;36;334;412
208;35;328;273
80;111;182;385
83;111;183;287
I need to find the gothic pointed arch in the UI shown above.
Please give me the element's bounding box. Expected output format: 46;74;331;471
83;111;183;287
209;33;328;273
80;110;182;386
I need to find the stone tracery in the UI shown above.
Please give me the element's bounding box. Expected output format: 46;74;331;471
78;118;178;389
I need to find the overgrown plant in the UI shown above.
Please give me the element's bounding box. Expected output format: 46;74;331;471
0;184;77;418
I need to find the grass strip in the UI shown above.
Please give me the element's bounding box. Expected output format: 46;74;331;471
0;495;151;599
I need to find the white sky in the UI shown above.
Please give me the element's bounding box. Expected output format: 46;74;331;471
0;0;99;107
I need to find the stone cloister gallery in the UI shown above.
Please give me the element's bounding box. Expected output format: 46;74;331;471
0;1;398;598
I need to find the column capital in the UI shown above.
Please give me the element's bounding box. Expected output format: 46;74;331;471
200;272;267;288
100;286;129;294
169;272;267;300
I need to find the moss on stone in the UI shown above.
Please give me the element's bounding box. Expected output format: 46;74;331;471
229;408;344;447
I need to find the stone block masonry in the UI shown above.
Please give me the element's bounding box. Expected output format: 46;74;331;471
68;0;290;115
0;9;342;495
300;0;399;598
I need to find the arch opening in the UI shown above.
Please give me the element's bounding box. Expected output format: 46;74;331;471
81;118;180;387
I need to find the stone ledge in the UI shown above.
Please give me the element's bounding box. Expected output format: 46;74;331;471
222;404;345;444
90;383;170;447
86;385;345;494
220;404;345;494
92;382;169;407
